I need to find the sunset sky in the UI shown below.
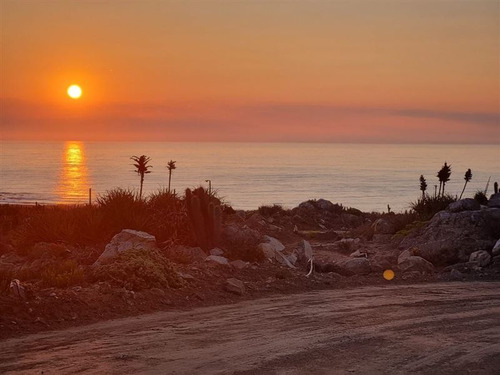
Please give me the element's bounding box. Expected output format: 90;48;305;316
1;0;499;143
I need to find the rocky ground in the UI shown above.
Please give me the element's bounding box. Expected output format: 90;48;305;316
1;196;500;340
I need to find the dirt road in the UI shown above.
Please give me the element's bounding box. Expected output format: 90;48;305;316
1;281;499;374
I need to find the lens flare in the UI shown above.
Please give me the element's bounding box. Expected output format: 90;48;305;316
383;269;395;281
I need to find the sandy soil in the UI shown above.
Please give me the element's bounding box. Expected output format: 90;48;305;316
1;281;499;375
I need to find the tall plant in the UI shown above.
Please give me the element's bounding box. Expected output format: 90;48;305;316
167;160;176;193
419;175;427;199
459;168;472;199
437;162;451;197
131;155;152;199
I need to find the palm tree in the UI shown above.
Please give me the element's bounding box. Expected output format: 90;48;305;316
419;175;427;199
459;168;472;199
167;160;176;193
131;155;152;199
437;162;451;197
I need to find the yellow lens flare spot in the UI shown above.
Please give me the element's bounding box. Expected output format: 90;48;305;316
383;269;395;281
67;85;82;99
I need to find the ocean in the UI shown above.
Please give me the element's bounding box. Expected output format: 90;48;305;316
0;142;498;212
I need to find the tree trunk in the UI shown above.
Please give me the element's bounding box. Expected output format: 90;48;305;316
168;171;172;193
140;174;144;200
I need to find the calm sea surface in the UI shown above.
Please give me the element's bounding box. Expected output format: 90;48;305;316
0;142;498;212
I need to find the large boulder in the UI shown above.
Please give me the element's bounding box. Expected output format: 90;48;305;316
94;229;158;265
316;199;335;211
492;239;500;256
398;256;435;274
205;255;229;265
468;250;491;267
488;193;500;208
399;208;500;266
448;199;480;213
335;258;371;276
258;236;285;258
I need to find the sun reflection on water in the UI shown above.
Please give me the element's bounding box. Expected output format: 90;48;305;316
57;141;90;203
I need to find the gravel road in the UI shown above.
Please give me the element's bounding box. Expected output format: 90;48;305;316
1;281;499;374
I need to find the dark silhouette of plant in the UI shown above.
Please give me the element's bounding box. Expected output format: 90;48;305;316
131;155;152;199
494;181;499;195
474;190;488;205
437;162;451;197
167;160;176;193
459;168;472;199
410;194;456;220
419;175;427;199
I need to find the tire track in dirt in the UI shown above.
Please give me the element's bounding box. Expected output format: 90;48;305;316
0;282;499;374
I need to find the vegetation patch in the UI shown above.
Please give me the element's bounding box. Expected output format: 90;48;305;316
92;249;184;291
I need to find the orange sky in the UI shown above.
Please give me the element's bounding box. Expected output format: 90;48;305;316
1;0;499;143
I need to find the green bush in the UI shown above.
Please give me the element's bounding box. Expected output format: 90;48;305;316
92;249;184;291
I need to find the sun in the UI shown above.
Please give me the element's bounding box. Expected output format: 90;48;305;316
67;84;82;99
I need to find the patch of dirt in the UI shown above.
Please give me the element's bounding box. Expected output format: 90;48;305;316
1;282;499;374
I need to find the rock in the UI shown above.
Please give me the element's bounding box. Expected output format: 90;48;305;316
258;236;285;259
371;219;395;234
450;269;464;280
295;240;313;263
230;260;249;269
177;272;195;282
335;258;371;276
350;249;367;258
94;229;157;265
448;199;480;213
166;246;207;264
398;256;435;274
397;249;414;264
337;238;361;253
316;199;335;211
488;193;500;208
298;201;315;211
274;251;295;268
287;253;298;266
225;278;245;295
492;239;500;256
369;252;398;272
262;236;285;251
9;279;26;300
205;255;229;265
468;250;491;267
399;208;500;266
210;248;224;256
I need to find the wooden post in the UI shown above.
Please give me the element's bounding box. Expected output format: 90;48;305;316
89;188;92;206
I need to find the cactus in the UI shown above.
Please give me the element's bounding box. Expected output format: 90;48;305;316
494;182;499;195
185;187;222;251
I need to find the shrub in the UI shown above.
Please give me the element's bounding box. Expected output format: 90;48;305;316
410;194;456;220
92;249;184;291
474;191;488;205
39;260;86;288
258;204;284;217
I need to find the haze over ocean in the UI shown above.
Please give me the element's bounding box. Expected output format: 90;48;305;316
1;142;498;212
